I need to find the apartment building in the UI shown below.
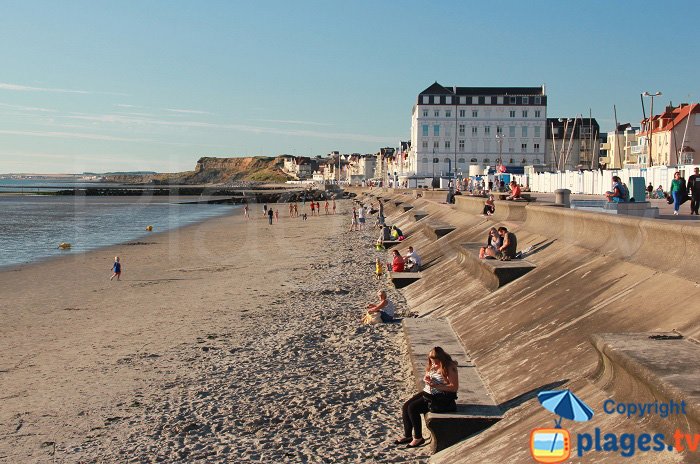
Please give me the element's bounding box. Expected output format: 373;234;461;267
639;103;699;166
408;83;547;181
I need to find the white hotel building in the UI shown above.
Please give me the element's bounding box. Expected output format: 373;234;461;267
406;83;547;184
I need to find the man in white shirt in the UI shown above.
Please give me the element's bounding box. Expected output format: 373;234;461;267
404;246;422;272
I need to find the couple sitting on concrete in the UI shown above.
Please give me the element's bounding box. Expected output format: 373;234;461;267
479;227;517;261
363;289;396;324
605;176;629;203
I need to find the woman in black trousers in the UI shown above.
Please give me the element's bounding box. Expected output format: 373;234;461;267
395;346;459;448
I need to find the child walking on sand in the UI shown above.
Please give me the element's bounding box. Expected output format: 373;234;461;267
110;256;121;281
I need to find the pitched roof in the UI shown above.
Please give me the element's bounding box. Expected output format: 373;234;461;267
639;103;699;136
419;82;544;96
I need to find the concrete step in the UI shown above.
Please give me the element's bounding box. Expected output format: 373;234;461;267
458;243;536;291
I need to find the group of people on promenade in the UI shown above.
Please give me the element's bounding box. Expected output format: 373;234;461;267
606;168;700;215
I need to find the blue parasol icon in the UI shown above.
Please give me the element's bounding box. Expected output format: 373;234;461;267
537;390;594;454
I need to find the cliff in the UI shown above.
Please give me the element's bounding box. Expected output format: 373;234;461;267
106;156;291;185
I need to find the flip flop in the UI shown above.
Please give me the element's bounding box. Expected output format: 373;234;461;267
393;437;412;445
405;437;426;448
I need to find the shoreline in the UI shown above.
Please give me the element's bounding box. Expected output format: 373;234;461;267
0;200;428;463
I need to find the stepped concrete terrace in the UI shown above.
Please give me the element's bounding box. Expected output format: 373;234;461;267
351;187;700;463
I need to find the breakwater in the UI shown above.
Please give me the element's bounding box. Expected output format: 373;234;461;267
354;188;700;463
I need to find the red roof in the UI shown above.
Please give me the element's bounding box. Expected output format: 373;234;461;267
639;103;699;136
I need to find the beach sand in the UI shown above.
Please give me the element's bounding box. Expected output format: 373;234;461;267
0;201;430;463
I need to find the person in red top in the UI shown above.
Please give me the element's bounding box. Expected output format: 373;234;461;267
506;181;523;200
310;201;315;216
388;249;405;272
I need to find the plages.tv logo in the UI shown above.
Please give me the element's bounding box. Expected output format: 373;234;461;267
530;389;594;463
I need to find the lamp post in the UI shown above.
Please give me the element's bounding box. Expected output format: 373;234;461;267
432;148;437;190
642;91;662;167
495;134;505;168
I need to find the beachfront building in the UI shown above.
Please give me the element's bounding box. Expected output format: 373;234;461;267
406;83;547;186
346;153;376;185
599;123;639;169
544;117;601;171
281;155;315;179
638;103;700;166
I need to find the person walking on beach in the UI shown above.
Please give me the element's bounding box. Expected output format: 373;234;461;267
243;204;249;219
357;204;366;230
349;207;358;231
688;167;700;215
288;203;293;217
324;200;329;215
395;347;458;448
263;204;268;218
274;209;279;223
293;203;298;218
267;207;274;225
315;201;320;216
310;201;316;216
332;199;336;214
110;256;122;281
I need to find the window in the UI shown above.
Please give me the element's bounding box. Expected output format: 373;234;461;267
534;126;541;137
522;126;528;137
458;158;465;164
483;158;490;163
422;96;429;104
445;140;451;149
460;96;466;104
459;124;465;135
534;158;541;164
459;109;466;118
523;97;529;104
472;97;478;104
445;96;452;104
422;110;428;117
444;158;450;164
434;96;441;104
459;140;465;151
422;141;428;149
470;158;478;163
521;143;527;151
422;125;429;137
433;125;440;136
433;141;439;149
434;110;440;118
445;110;451;118
509;147;514;153
497;126;503;135
422;157;429;163
509;126;516;137
509;97;516;104
509;110;516;118
472;110;478;118
485;97;491;104
534;143;540;152
484;126;491;135
534;96;541;105
522;110;528;118
472;127;478;136
497;96;504;104
535;110;541;118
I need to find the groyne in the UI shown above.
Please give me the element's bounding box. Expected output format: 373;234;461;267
354;188;700;463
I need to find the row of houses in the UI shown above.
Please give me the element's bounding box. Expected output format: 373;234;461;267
281;83;699;187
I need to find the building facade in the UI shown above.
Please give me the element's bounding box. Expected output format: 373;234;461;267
639;103;699;166
545;117;600;170
408;83;547;182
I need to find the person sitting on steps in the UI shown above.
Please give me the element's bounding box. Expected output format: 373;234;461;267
484;226;517;260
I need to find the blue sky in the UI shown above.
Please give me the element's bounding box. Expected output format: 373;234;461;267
1;0;698;173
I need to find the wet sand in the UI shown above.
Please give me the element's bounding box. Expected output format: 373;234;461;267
0;201;429;463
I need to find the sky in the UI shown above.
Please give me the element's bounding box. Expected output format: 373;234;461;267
1;0;698;174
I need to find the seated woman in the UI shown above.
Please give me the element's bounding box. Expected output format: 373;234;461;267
387;249;405;272
655;185;665;199
479;227;501;259
391;225;404;240
605;176;626;203
365;289;395;323
506;181;523;200
482;195;495;216
395;346;458;448
484;226;517;260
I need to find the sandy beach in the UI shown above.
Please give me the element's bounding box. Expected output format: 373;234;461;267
0;201;429;463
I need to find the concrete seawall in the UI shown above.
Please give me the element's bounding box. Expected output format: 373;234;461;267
357;189;700;463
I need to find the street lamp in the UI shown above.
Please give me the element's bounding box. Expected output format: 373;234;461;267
432;148;438;190
642;91;662;167
495;134;505;168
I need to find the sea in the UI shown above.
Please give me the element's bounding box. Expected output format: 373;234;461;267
0;181;237;269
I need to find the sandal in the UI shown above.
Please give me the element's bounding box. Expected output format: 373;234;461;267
393;437;412;445
406;437;426;448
